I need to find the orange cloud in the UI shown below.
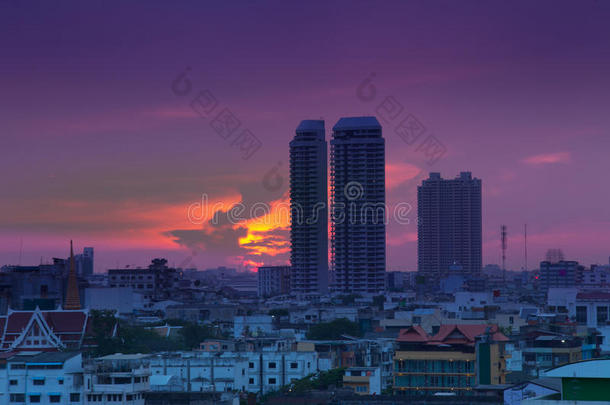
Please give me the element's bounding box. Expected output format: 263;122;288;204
386;162;421;189
523;152;571;165
387;232;417;247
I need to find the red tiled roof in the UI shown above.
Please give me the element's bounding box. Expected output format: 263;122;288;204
397;326;430;342
0;310;90;352
43;311;87;333
398;324;508;346
4;312;33;333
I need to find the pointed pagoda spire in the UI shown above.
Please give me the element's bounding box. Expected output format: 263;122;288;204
64;240;81;310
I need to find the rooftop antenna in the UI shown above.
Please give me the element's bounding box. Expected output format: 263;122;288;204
501;225;507;282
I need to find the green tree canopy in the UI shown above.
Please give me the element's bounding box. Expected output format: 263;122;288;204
306;318;362;340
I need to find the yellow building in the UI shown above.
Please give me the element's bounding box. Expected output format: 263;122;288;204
393;324;509;396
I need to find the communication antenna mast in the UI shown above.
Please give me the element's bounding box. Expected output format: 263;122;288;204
501;225;507;282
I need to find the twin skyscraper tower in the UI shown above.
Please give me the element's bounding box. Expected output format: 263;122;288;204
290;117;386;295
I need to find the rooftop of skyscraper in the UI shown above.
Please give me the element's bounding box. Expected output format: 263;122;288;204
332;116;381;131
296;119;325;132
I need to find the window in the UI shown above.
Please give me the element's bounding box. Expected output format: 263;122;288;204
248;362;254;369
33;378;45;385
49;395;61;403
70;393;80;402
268;378;276;384
268;362;276;369
30;395;41;403
10;393;25;403
597;306;608;326
290;362;298;369
249;378;255;384
9;379;17;385
241;369;245;376
576;306;588;324
58;378;64;385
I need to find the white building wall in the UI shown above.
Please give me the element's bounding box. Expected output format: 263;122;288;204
150;350;322;395
1;354;84;405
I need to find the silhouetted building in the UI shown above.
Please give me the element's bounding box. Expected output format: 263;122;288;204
77;247;94;278
289;120;328;294
331;117;386;294
386;271;407;291
539;260;579;290
108;258;180;301
257;266;291;297
417;172;482;287
0;264;64;310
0;242;87;311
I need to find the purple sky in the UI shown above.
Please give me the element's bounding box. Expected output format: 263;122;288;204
2;1;610;272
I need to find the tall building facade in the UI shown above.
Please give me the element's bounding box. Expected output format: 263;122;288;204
289;120;328;294
417;172;482;286
257;266;291;297
331;117;386;294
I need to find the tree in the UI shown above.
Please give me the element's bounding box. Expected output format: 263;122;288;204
89;310;119;356
283;368;346;394
306;318;362;340
180;323;216;349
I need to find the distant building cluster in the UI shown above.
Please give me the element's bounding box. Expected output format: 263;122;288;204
2;116;610;403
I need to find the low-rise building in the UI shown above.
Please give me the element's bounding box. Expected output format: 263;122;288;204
393;324;509;396
84;354;151;405
150;348;322;394
342;366;382;395
522;359;610;404
3;352;84;405
521;335;583;377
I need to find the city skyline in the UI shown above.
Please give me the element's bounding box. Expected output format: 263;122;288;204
2;2;610;402
2;1;610;272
